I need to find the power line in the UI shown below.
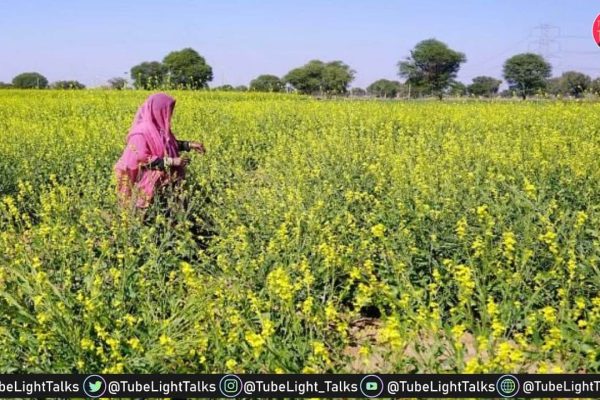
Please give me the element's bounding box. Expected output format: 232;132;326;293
562;66;600;71
477;35;532;67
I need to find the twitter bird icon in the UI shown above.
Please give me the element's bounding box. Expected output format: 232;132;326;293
83;375;106;398
88;380;102;393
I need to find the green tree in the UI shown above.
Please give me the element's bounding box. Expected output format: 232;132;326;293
350;87;366;97
499;89;516;98
447;80;468;97
0;82;13;89
12;72;48;89
108;77;128;90
545;77;562;96
559;71;591;98
590;77;600;96
51;80;86;89
284;60;355;95
467;76;501;97
249;74;284;92
367;79;403;98
130;61;166;89
322;61;355;95
162;48;213;89
502;53;551;99
398;39;466;100
235;85;248;91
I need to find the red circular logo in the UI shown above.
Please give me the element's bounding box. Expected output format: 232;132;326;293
593;14;600;46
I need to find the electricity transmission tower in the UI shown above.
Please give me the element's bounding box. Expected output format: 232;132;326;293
528;24;561;60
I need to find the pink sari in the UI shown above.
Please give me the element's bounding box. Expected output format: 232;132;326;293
114;93;185;208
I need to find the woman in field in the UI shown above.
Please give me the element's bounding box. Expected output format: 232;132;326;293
114;93;205;209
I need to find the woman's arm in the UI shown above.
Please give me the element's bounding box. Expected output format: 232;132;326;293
146;156;187;170
146;158;166;170
173;134;205;153
124;134;187;172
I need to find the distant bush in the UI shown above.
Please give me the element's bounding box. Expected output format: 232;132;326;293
213;84;234;91
250;75;284;92
108;77;128;90
51;80;86;90
350;87;367;96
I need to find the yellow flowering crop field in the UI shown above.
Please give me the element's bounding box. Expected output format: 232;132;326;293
0;90;599;374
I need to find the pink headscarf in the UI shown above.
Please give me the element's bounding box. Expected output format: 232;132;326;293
114;93;184;208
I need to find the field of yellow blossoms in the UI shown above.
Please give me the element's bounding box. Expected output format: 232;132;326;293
0;90;599;374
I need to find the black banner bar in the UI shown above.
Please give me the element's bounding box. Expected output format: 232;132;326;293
0;374;597;398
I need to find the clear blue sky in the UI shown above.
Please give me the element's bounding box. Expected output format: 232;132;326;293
1;0;598;88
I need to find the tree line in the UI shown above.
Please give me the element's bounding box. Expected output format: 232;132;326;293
2;40;599;99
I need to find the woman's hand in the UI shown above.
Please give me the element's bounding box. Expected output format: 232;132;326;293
189;141;206;154
170;156;190;167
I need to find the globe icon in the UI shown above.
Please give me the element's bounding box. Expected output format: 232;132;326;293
500;378;516;394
